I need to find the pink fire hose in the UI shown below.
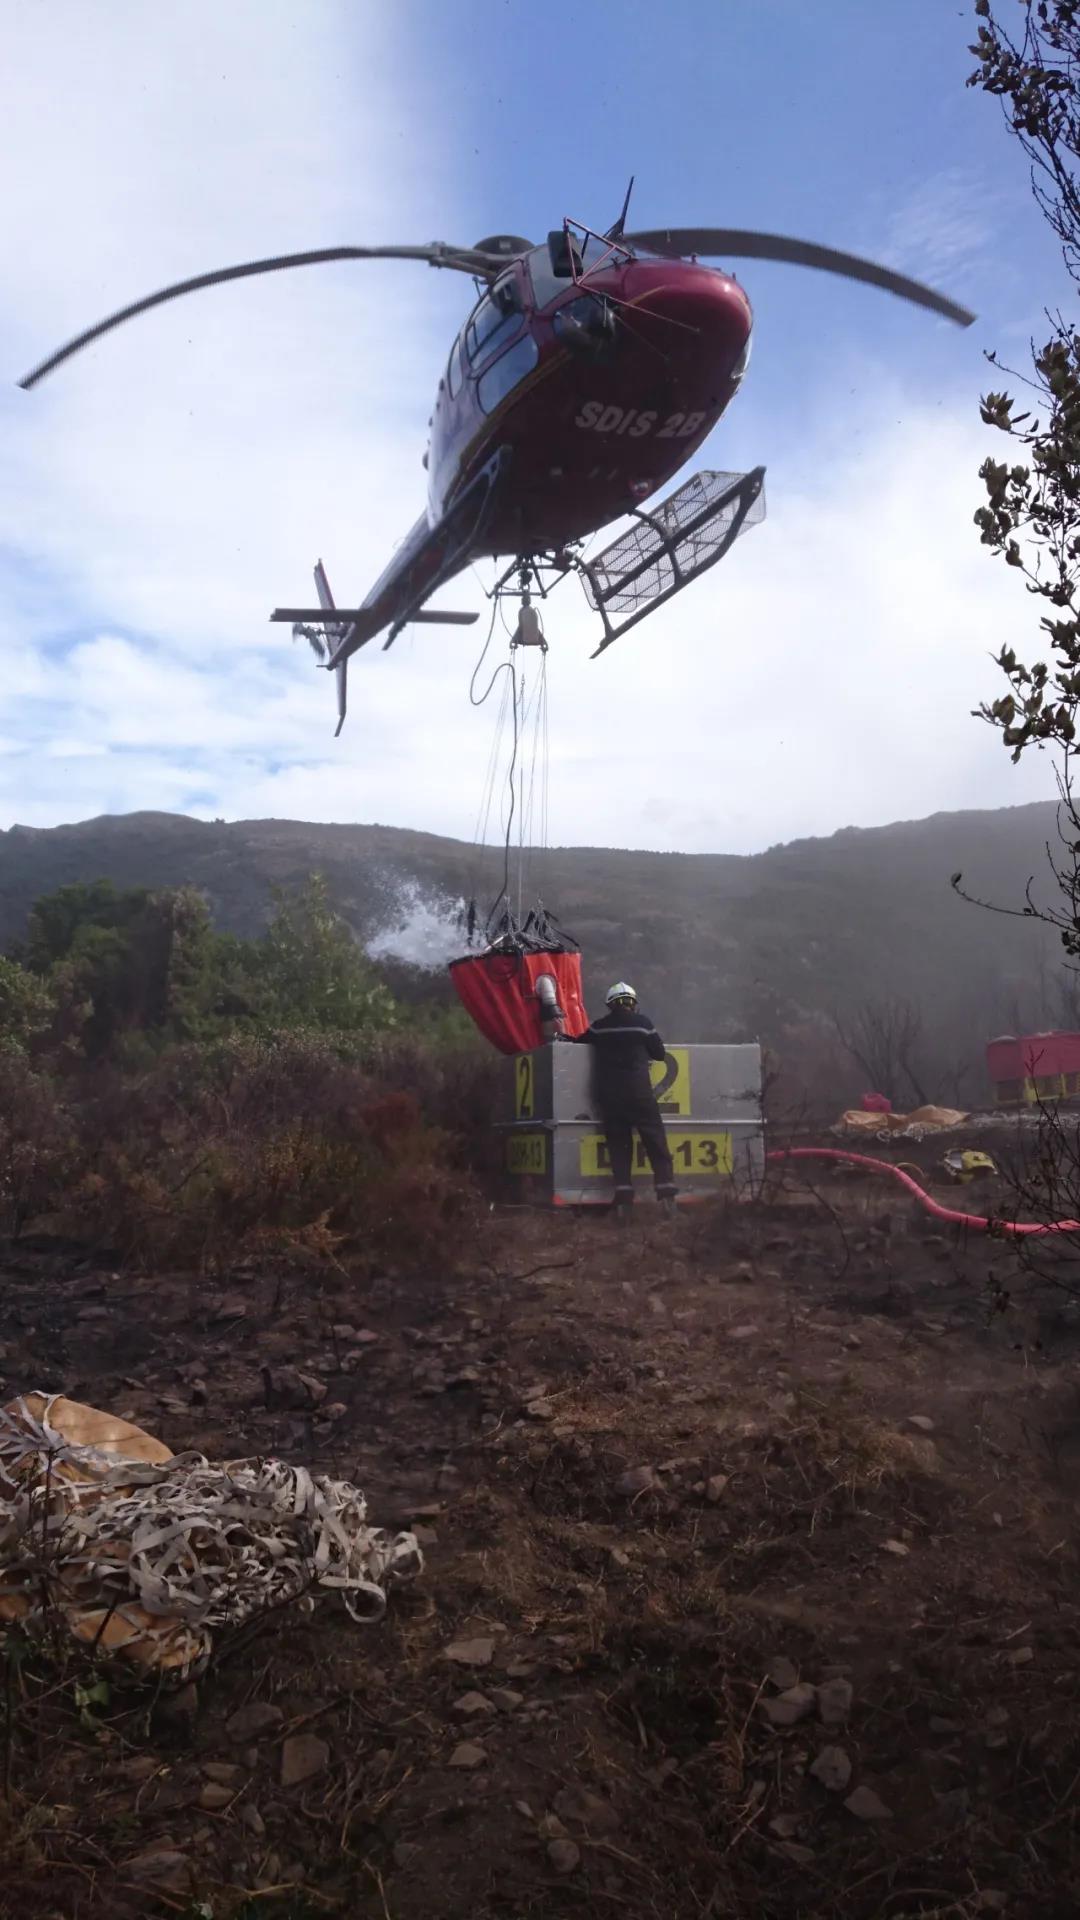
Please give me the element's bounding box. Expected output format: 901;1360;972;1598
766;1147;1080;1237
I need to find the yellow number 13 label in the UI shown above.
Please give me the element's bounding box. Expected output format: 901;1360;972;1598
580;1131;732;1177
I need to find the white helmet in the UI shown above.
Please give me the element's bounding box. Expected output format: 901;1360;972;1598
605;981;637;1007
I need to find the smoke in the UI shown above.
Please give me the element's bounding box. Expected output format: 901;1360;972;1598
365;878;467;971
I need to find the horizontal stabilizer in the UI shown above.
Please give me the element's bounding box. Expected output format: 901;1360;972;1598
271;606;478;626
407;608;479;626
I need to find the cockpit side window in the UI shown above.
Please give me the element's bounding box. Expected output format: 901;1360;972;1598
466;293;520;367
730;330;753;385
447;334;463;399
477;333;540;414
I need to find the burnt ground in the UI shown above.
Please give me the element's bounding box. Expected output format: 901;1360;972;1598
2;1156;1080;1919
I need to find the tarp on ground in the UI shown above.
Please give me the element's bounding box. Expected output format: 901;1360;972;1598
836;1104;969;1136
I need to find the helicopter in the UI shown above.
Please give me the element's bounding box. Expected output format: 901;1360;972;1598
20;184;975;736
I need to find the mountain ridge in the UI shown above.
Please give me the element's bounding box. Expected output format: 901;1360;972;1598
0;801;1066;1094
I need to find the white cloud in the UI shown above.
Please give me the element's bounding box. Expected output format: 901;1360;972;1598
880;168;996;285
0;7;1060;859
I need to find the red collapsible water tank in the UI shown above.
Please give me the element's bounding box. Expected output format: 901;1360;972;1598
449;949;589;1054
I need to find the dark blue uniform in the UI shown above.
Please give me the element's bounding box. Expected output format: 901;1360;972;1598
573;1007;676;1201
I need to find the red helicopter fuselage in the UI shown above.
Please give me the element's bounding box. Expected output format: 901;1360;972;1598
19;199;974;734
426;235;753;553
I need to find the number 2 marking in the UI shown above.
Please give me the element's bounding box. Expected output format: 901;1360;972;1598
652;1052;679;1103
516;1054;533;1119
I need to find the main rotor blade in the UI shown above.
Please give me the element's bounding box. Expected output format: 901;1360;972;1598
18;240;508;389
623;227;975;327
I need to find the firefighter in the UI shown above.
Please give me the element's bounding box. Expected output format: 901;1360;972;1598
572;983;677;1211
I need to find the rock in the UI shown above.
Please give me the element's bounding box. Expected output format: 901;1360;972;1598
975;1894;1008;1913
126;1850;194;1894
199;1781;235;1811
412;1524;438;1547
161;1681;199;1721
547;1838;581;1874
705;1474;729;1502
729;1324;759;1341
264;1366;325;1409
190;1378;208;1406
444;1636;495;1668
985;1704;1011;1747
844;1334;862;1349
817;1678;853;1726
810;1745;852;1792
553;1786;619;1834
768;1812;802;1838
280;1734;330;1787
488;1688;524;1712
769;1656;799;1691
845;1785;893;1821
202;1761;244;1785
645;1757;679;1788
608;1546;631;1570
539;1811;568;1840
448;1741;487;1769
882;1538;910;1557
762;1683;817;1727
935;1786;971;1821
453;1692;496;1718
241;1804;266;1839
1006;1645;1034;1666
615;1465;658;1496
908;1415;935;1432
525;1399;556;1420
227;1702;284;1742
210;1293;248;1322
120;1755;160;1782
779;1842;816;1866
321;1401;348;1421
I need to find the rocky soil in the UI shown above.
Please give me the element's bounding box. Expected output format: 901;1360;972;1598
1;1163;1079;1918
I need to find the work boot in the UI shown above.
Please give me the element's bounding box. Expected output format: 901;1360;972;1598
612;1185;634;1224
655;1183;678;1219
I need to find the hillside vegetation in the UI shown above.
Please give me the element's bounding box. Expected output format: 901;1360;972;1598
0;801;1069;1102
0;872;494;1273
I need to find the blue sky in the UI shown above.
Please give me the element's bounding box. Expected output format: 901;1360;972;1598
0;0;1068;854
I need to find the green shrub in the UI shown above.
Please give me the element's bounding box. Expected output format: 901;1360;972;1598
0;1054;75;1237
